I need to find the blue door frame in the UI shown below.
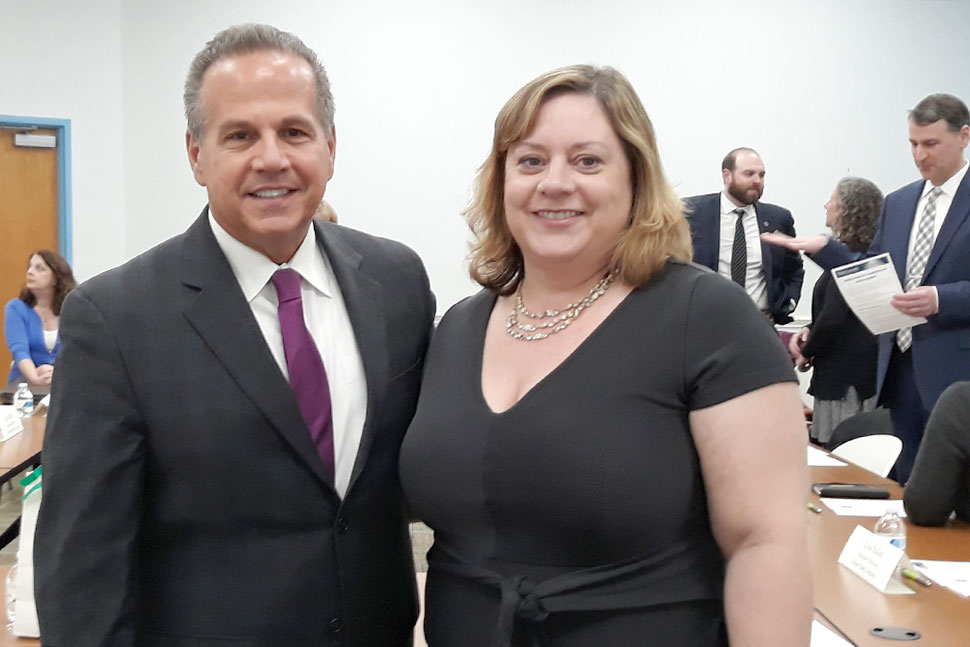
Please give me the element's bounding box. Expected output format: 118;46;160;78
0;115;73;264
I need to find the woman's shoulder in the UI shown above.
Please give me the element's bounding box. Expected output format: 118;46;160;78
4;298;28;315
643;259;754;310
438;289;495;328
651;258;726;288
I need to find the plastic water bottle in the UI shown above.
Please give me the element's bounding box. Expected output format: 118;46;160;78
874;510;907;551
12;383;33;419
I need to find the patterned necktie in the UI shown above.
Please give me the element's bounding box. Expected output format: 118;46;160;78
896;187;942;352
272;268;334;479
731;208;747;287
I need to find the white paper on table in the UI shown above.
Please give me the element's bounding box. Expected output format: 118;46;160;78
820;498;906;517
810;619;853;646
808;445;846;467
909;560;970;597
831;253;926;335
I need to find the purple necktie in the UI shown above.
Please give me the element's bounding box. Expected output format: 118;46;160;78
272;268;334;480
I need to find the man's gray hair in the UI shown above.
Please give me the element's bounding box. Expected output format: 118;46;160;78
184;23;335;139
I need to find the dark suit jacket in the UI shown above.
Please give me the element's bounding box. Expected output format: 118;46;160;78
684;193;804;324
812;171;970;409
34;211;435;647
801;268;877;400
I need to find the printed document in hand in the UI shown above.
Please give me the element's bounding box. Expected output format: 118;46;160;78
831;253;926;335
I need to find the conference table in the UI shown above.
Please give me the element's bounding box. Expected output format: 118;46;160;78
810;455;970;645
0;416;44;486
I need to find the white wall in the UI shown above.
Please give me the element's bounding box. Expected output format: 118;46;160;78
0;0;125;281
9;0;970;317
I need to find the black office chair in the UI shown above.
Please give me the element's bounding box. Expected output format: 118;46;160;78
823;408;893;451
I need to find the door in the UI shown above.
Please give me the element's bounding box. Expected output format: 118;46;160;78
0;128;59;380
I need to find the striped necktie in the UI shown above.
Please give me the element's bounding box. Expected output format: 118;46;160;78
896;187;942;352
731;208;747;287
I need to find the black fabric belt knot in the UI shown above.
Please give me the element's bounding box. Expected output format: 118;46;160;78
429;539;724;647
498;575;548;639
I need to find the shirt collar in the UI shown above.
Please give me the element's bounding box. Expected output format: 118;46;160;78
207;211;333;302
923;159;969;198
720;191;752;216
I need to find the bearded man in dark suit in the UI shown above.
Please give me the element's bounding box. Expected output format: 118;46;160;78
684;148;804;324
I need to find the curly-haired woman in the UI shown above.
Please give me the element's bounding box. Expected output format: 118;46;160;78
788;177;883;444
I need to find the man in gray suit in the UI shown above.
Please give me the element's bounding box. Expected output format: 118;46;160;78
35;24;434;647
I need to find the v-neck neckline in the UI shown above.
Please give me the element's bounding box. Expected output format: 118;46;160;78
476;287;638;416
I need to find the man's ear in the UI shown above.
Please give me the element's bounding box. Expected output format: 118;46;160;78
326;126;337;176
186;131;206;186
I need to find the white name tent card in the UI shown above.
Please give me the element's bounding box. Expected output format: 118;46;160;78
838;525;915;595
0;406;25;441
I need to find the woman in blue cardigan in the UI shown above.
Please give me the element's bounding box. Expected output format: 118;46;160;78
4;250;76;386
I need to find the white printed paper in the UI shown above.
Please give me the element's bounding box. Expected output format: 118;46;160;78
820;498;906;517
808;445;846;467
810;620;853;647
910;560;970;597
831;253;926;335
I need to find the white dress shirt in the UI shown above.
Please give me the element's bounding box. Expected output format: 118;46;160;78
908;159;969;261
209;213;367;498
717;192;768;312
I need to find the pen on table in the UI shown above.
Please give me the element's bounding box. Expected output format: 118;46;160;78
807;502;822;514
900;568;932;587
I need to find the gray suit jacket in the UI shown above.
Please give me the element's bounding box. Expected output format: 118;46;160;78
35;210;435;647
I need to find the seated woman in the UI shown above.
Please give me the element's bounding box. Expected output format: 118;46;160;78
904;381;970;525
400;65;811;645
4;250;76;387
788;177;882;445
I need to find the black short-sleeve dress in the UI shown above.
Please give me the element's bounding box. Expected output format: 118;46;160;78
399;261;795;646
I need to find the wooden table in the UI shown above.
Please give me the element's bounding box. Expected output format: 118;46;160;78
0;416;43;485
810;459;970;645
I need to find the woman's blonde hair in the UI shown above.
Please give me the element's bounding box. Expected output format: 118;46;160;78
465;64;691;294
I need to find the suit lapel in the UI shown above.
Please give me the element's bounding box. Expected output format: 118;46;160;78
315;222;390;494
888;183;922;282
924;171;970;279
754;203;774;288
179;211;334;489
697;195;721;269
